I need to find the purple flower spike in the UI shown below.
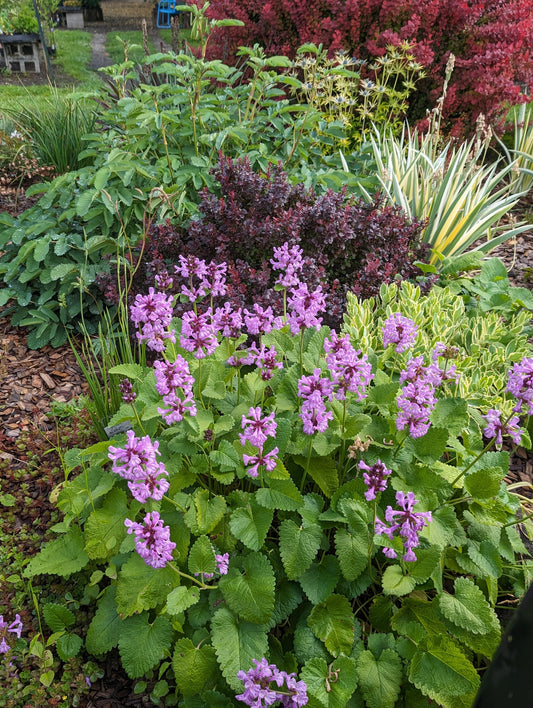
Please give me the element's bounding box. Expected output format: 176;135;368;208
0;637;10;654
130;288;174;328
483;408;522;446
244;304;283;336
287;283;326;335
119;378;136;404
236;658;308;707
298;369;334;401
216;553;229;575
125;511;176;569
507;357;533;415
243;446;279;478
300;390;333;435
108;430;169;503
382;312;418;353
396;380;437;438
7;614;23;639
180;309;218;359
240;407;277;449
375;491;432;562
270;242;304;288
359;459;392;500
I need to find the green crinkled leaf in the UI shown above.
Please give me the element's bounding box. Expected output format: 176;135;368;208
299;555;341;605
86;586;122;655
270;580;303;627
293;455;339;498
404;426;449;464
188;535;216;575
308;594;355;657
294;625;329;665
211;607;269;692
172;638;217;696
438;577;499;635
164;585;200;615
391;597;447;644
24;525;89;578
184;490;227;535
301;656;358;708
421;506;467;548
356;649;402;708
43;603;75;632
382;566;417;597
119;614;174;679
116;553;175;617
464;467;504;499
430;398;468;436
210;439;241;472
409;636;480;706
84;488;129;560
229;501;273;551
273;364;300;411
108;363;147;381
279;518;322;579
408;546;442;584
255;478;304;511
335;528;367;582
56;633;83;661
219;552;275;624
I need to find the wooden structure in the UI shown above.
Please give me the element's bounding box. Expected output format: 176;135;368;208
0;34;42;73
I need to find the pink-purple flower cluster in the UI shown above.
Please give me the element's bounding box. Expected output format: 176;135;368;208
359;459;392;500
119;378;136;403
236;658;308;707
507;356;533;414
108;430;169;503
124;511;176;569
375;491;432;562
198;552;230;580
298;368;335;434
324;331;374;401
483;409;522;446
396;380;437;439
270;242;304;288
287;283;326;335
180;308;218;359
382;312;418;353
244;304;283;337
154;355;197;424
240;407;279;478
0;614;23;654
130;287;176;352
213;302;244;339
175;255;227;302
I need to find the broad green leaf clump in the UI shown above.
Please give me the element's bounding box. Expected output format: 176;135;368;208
25;245;533;707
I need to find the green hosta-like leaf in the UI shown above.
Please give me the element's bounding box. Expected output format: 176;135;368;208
164;586;200;616
184;490;227;535
255;478;304;511
188;535;216;576
84;488;129;560
409;636;480;707
301;656;357;708
43;603;75;632
356;649;402;708
119;614;174;679
173;638;217;696
56;633;83;661
335;528;367;582
229;502;273;551
293;455;338;498
438;577;499;635
299;555;341;605
116;553;175;617
24;526;89;578
308;594;355;657
211;607;269;692
219;552;275;624
86;586;121;655
279;519;322;579
382;566;417;597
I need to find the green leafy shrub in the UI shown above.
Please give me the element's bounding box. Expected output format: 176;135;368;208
0;48;369;348
25;253;533;707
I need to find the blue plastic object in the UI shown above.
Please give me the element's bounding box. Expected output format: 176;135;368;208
156;1;178;29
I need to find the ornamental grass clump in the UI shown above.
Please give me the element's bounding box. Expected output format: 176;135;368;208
25;246;533;707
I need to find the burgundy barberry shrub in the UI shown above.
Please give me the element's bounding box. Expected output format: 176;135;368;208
102;155;430;329
196;0;533;136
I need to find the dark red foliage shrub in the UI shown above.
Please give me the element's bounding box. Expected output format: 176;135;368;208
98;155;430;330
195;0;533;136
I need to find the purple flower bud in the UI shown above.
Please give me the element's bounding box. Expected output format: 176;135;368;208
483;408;522;446
359;459;392;500
119;378;136;403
